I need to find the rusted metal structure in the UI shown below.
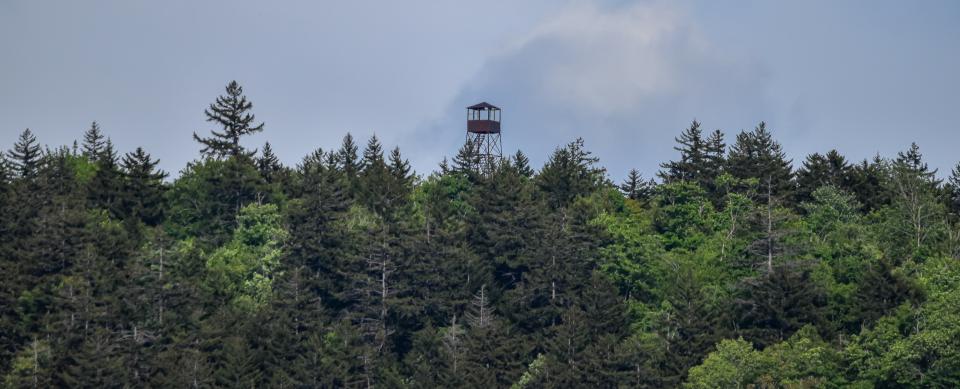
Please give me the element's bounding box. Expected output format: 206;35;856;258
466;102;502;173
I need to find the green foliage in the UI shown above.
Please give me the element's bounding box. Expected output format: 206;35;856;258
6;114;960;387
205;203;287;311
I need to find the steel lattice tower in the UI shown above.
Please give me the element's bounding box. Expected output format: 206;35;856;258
466;102;502;173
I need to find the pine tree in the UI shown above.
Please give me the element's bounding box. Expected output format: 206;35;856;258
658;267;725;385
850;155;890;212
120;147;167;226
726;122;794;202
7;128;42;179
620;168;655;203
81;121;106;161
513;150;534;178
947;162;960;216
795;150;853;205
88;139;124;218
256;141;282;182
287;148;352;309
452;137;481;179
193;80;264;159
704;129;726;177
853;257;923;328
732;261;828;348
659;120;706;184
388;146;413;190
338;133;361;191
536;138;605;209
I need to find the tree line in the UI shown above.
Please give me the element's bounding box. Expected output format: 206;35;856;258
2;81;960;387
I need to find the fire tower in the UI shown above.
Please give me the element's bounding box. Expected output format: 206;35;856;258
466;102;502;173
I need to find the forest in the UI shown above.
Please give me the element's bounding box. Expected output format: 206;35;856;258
2;81;960;388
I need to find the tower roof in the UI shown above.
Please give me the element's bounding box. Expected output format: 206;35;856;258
467;102;500;110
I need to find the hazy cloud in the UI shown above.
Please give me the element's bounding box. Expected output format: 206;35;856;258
411;1;770;179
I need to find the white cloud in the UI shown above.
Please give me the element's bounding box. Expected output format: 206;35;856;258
413;1;769;178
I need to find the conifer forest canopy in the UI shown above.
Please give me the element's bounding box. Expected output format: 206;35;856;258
4;81;960;387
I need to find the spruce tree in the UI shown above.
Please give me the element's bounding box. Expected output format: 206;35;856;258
81;121;106;161
513;150;535;178
947;162;960;216
795;150;853;205
850;155;890;212
193;80;264;159
536;138;605;209
659;120;706;184
256;141;282;182
7;128;42;179
88;139;124;218
338;133;361;189
732;261;828;348
620;168;655;203
120;147;167;226
726;122;794;201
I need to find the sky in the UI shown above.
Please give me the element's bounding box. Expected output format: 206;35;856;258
2;0;959;181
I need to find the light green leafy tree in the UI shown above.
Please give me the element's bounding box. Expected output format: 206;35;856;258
205;203;287;311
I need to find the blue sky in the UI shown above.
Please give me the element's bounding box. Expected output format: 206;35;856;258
2;0;958;181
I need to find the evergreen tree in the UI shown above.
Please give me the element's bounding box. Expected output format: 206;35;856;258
658;267;725;385
388;146;413;191
850;155;890;212
732;261;828;348
704;129;726;177
513;150;535;178
659;120;706;184
452;137;481;179
338;133;361;188
81;121;106;161
620;168;655;203
726;122;794;201
286;148;353;309
87;139;124;218
7;128;42;179
256;141;282;183
946;162;960;216
120;147;168;226
536;138;605;209
795;149;853;205
193;80;264;159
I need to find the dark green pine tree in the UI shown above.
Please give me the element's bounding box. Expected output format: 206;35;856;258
358;135;408;218
467;161;545;286
338;133;361;195
536;138;605;209
852;257;924;329
452;137;481;180
659;120;707;184
620;168;655;203
894;142;940;188
120;147;167;226
513;150;535;178
795;149;854;205
213;336;264;387
286;148;353;309
256;141;282;183
193;80;264;159
731;261;828;348
657;267;725;386
7;128;43;179
850;155;890;212
87;139;124;218
388;146;414;197
81;121;106;161
704;129;726;176
946;162;960;216
726;122;794;201
538;273;632;387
